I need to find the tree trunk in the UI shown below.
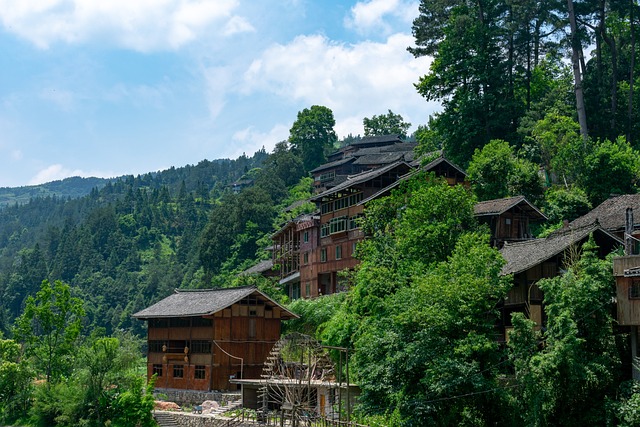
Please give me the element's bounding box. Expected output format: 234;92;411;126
567;0;589;140
629;0;636;143
600;0;618;137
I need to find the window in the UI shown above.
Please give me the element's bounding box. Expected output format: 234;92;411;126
195;365;206;380
303;231;309;242
329;216;347;234
173;365;184;378
303;252;309;264
349;214;363;230
149;340;164;353
348;192;364;206
171;318;190;328
321;202;333;214
191;340;212;354
305;282;311;297
320;248;327;262
319;171;335;182
149;318;169;328
291;283;301;300
192;317;213;327
321;223;330;238
335;245;342;260
630;280;640;299
153;364;163;377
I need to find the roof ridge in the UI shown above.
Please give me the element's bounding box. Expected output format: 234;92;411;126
175;285;257;293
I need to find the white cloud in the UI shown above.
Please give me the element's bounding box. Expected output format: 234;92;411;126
242;33;439;137
28;164;118;185
231;124;289;158
345;0;419;35
0;0;251;50
223;16;255;37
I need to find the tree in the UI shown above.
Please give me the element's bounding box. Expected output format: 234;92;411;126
0;339;33;423
508;237;620;425
289;105;337;172
466;139;544;202
321;175;514;424
363;110;412;138
14;280;85;384
578;137;640;205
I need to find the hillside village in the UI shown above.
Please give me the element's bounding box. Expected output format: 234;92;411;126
123;134;640;426
4;1;640;426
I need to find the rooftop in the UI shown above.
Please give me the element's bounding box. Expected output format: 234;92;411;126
474;196;546;220
132;286;297;319
568;193;640;231
500;223;622;275
310;161;413;201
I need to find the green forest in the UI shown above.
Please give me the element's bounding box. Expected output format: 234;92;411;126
3;0;640;426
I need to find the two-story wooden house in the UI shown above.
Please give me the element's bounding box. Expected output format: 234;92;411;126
499;222;622;340
132;286;297;391
474;196;547;248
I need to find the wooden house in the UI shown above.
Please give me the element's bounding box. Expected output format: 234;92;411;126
132;286;297;391
474;196;547;248
271;213;320;300
310;135;416;193
499;222;622;341
306;161;414;297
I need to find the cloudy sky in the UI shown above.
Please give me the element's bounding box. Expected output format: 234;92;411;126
0;0;439;188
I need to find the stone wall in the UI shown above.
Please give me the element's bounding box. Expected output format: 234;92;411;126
154;411;253;427
154;388;240;406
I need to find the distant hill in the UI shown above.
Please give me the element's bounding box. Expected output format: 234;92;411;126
0;176;113;207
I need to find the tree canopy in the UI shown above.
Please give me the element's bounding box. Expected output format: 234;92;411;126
363;110;412;139
289;105;337;172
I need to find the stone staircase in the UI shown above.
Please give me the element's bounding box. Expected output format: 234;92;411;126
153;411;180;427
208;399;243;417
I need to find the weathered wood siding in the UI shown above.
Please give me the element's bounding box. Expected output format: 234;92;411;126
146;307;282;391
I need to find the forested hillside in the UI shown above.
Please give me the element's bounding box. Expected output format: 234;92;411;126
0;177;112;207
0;149;282;336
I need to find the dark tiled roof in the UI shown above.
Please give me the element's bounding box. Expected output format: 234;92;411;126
350;134;402;145
272;212;319;237
241;259;274;275
357;155;464;205
568;194;640;231
352;152;406;166
310;157;355;174
500;223;621;275
310;161;412;201
422;156;467;177
474;196;546;220
132;286;297;319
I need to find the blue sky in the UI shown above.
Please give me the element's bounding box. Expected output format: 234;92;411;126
0;0;439;187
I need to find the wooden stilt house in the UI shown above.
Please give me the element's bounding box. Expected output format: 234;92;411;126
133;286;297;391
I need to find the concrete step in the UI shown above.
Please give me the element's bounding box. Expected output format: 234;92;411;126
153;411;180;427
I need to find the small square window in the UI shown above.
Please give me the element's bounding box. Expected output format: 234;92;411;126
173;365;184;378
195;365;206;380
153;364;163;377
630;280;640;299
